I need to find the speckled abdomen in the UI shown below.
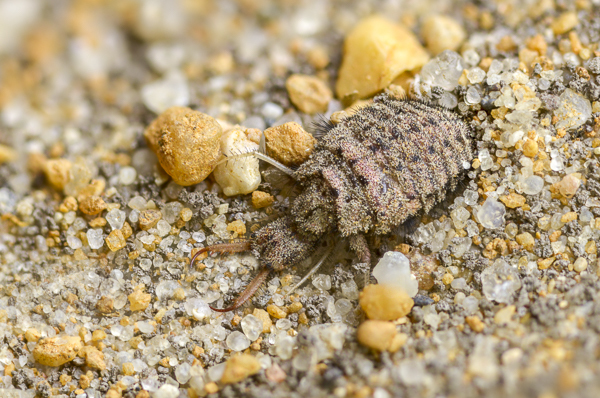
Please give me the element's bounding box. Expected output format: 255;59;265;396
293;94;474;236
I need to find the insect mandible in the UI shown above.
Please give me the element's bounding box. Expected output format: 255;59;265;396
191;93;474;312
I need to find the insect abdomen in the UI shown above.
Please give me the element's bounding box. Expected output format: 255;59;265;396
296;94;474;236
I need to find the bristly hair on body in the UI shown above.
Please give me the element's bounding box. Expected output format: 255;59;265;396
195;93;474;312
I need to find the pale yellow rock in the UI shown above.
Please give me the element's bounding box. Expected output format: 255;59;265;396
221;354;261;384
557;174;581;198
79;345;106;370
264;122;317;166
499;193;526;209
465;316;486;332
43;159;72;191
213;129;260;196
25;328;41;343
105;229;126;252
33;336;82;366
551;11;578;35
253;308;273;333
122;362;135;376
421;15;466;54
574;257;588;273
252;191;274;209
79;196;107;216
138;209;162;230
267;304;287;319
359;284;414;321
144;107;222;186
286;74;332;114
227;220;246;238
357;320;397;351
388;332;408;353
336;16;429;99
516;232;535;251
0;144;16;164
494;305;515;324
128;287;151;312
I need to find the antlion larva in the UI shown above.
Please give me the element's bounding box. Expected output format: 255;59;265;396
192;93;474;312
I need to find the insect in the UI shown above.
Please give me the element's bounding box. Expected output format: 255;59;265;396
191;93;474;312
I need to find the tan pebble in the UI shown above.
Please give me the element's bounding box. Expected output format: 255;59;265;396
561;212;577;223
205;382;219;394
25;328;41;343
122;362;135;376
105;389;121;398
330;110;349;124
557;174;581;198
173;288;186;301
128;287;151;312
286;74;332;114
267;304;287;319
307;46;330;69
212;129;260;196
465;316;485;332
537;257;555;270
89;217;107;228
59;374;71;385
105;229;126;252
388;332;408;353
221;354;261;384
252;191;275;209
357;320;397;351
359;284;414;321
129;336;143;349
574;257;588;273
494;305;516;324
586;240;596;254
522;139;539;157
59;196;78;213
500;192;526;209
0;144;16;164
43;159;72;191
79;196;107;216
226;220;246;237
139;209;162;230
96;296;114;313
253;308;274;333
551;11;578;35
154;308;167;323
421;15;466;54
144;107;222;186
263;122;317;166
92;330;106;342
180;207;192;222
121;222;133;239
3;363;14;376
336;15;429;99
516;232;535;251
33;336;82;366
496;35;516;52
79;345;106;370
245;128;262;144
80;374;91;389
526;34;547;55
77;179;105;199
288;302;303;313
442;273;454;285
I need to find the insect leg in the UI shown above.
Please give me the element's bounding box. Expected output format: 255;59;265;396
189;241;252;270
210;267;271;312
287;244;335;294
